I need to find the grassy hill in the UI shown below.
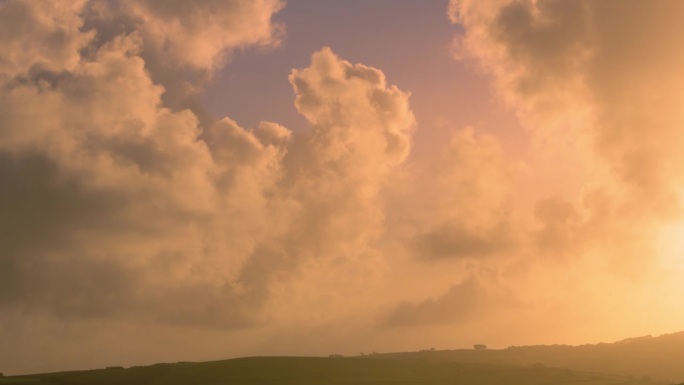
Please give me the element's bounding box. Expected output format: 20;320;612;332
0;356;654;385
375;332;684;383
3;331;684;384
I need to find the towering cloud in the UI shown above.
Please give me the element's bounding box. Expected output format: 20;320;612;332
234;47;416;327
0;0;420;373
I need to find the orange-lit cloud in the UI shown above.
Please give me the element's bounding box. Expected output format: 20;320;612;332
407;127;516;260
0;0;418;371
440;0;684;340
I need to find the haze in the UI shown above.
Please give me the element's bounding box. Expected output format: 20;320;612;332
2;0;684;375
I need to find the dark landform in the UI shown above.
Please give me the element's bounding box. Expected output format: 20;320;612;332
375;331;684;383
2;331;683;385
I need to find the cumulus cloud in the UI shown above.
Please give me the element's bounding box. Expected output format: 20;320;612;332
249;47;416;325
448;0;684;267
0;0;279;328
386;0;684;344
0;0;92;79
110;0;285;72
0;0;417;366
147;0;280;70
1;32;225;322
323;0;684;349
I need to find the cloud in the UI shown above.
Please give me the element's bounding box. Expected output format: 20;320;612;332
241;47;416;325
0;0;416;343
0;1;423;366
118;0;284;72
412;222;512;259
384;274;517;328
448;0;684;270
0;32;214;321
0;0;92;79
407;127;516;260
0;0;287;329
452;0;684;215
384;277;485;327
393;0;684;340
284;47;415;261
75;0;284;130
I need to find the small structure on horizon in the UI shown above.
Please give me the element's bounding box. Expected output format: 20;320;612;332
473;344;487;350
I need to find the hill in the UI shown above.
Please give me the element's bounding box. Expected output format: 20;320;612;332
0;356;653;385
375;331;684;383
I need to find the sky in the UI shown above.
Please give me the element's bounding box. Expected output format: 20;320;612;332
2;0;684;375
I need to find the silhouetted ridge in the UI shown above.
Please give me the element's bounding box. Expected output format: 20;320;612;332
0;356;653;385
374;331;684;382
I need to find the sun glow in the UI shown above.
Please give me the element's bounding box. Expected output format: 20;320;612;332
657;221;684;274
654;219;684;330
